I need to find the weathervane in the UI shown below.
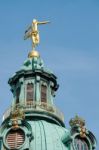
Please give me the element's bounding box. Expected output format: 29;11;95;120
24;19;50;50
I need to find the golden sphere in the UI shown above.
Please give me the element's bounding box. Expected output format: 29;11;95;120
28;50;40;58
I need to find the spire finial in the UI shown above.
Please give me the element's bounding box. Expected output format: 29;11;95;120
24;19;50;50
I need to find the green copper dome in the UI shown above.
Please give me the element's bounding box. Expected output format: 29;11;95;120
0;51;70;150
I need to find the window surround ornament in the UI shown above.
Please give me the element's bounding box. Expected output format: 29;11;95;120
3;120;33;150
69;115;97;150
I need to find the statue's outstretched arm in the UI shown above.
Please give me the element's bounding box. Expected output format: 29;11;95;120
38;21;50;25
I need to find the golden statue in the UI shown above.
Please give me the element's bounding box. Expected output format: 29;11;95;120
24;19;50;49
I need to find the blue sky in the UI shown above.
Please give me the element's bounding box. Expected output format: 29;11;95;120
0;0;99;149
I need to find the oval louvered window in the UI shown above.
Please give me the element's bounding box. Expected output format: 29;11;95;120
6;129;25;149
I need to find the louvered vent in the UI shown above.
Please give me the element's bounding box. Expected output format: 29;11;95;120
74;136;89;150
6;129;25;149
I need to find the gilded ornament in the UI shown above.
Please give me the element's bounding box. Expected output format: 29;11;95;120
69;115;85;127
28;50;40;58
24;19;50;49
